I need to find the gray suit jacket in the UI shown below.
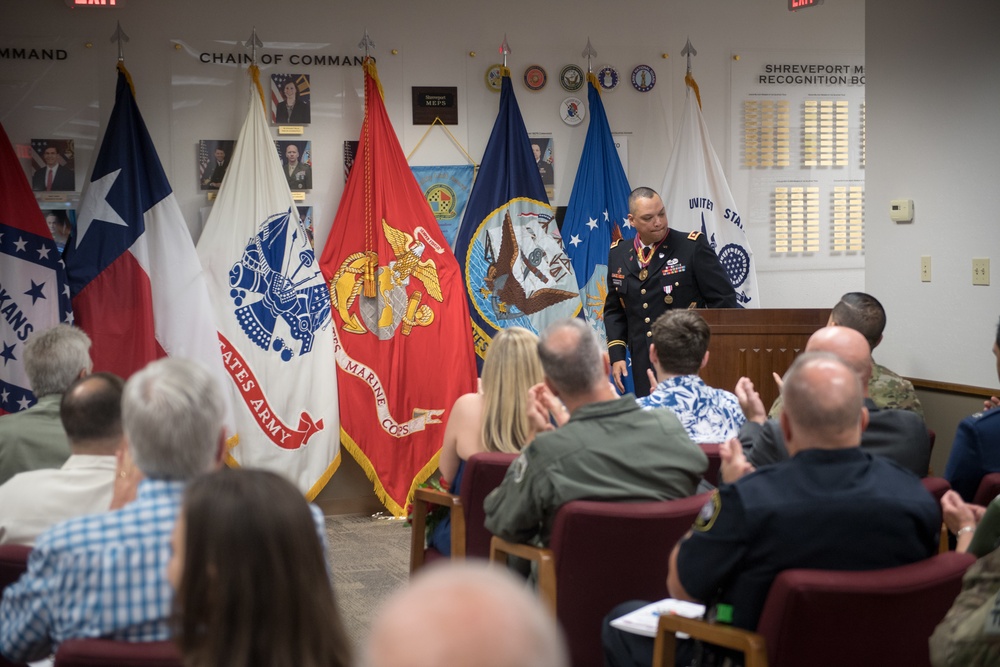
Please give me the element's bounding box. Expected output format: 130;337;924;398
741;398;930;477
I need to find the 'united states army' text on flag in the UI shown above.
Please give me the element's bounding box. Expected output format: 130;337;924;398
197;65;339;498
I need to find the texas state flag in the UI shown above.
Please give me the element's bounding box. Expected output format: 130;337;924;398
65;64;232;423
0;122;73;415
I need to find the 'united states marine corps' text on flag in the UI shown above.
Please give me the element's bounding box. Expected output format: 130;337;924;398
319;59;477;516
0;122;72;415
455;69;582;360
661;73;758;307
65;64;232;425
562;73;635;344
197;65;339;499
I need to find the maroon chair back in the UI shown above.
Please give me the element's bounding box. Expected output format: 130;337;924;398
973;472;1000;506
548;493;711;667
0;544;30;592
0;545;31;667
756;551;975;667
421;452;517;567
698;443;722;487
460;452;518;559
54;639;183;667
920;476;951;503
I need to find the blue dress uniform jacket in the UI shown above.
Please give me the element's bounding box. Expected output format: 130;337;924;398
604;228;737;397
944;407;1000;502
676;447;940;632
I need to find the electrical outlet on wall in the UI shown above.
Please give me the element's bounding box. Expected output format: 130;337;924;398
973;258;990;286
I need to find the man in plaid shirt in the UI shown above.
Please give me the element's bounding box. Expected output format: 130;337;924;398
0;358;227;663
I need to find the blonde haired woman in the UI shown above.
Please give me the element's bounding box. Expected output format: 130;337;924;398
430;327;543;555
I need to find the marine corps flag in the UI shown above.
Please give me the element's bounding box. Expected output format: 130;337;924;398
65;64;231;429
661;73;758;307
319;59;477;516
562;73;635;344
0;122;72;415
455;70;582;360
197;65;339;499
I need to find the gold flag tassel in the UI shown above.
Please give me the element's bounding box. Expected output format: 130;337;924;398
362;55;380;298
685;71;702;110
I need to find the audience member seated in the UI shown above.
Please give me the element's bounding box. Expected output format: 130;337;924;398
364;561;569;667
768;291;924;418
0;373;123;545
0;358;226;663
940;489;1000;558
602;352;940;667
0;325;92;485
430;327;543;556
484;318;707;548
638;310;745;443
929;535;1000;665
169;467;350;667
944;317;1000;501
740;325;931;477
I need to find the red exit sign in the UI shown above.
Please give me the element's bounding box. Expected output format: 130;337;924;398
789;0;823;9
69;0;123;6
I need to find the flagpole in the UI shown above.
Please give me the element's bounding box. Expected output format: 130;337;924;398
499;34;510;74
110;23;135;95
358;29;378;297
243;28;266;114
583;37;596;75
681;37;702;109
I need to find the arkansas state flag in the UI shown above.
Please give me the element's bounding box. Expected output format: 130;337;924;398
562;74;635;344
661;74;758;307
455;69;582;361
0;122;73;415
319;59;477;516
65;65;232;421
197;66;339;499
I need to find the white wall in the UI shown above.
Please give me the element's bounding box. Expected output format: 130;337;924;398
3;1;876;339
866;0;1000;388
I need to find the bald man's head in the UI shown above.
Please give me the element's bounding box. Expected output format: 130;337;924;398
364;562;568;667
805;326;873;392
780;352;867;455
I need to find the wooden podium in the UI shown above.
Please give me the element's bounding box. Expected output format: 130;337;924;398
697;309;832;412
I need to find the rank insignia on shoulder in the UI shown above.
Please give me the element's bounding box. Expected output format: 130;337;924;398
687;230;703;240
610;238;622;248
694;491;721;532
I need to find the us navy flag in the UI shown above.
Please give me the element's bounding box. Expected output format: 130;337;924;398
455;69;581;361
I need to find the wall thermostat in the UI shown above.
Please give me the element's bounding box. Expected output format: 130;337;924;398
890;199;914;223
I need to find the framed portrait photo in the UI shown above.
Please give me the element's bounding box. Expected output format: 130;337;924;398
275;140;313;191
30;139;76;192
198;139;235;191
271;74;311;125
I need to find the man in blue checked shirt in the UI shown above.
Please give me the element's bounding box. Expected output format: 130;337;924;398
638;310;745;444
0;358;227;662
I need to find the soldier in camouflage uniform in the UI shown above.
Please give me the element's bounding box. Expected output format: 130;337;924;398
929;546;1000;666
768;292;924;418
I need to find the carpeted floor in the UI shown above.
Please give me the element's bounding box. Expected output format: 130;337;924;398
326;513;412;650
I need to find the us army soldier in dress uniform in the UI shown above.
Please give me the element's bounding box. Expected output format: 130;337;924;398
605;187;737;398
